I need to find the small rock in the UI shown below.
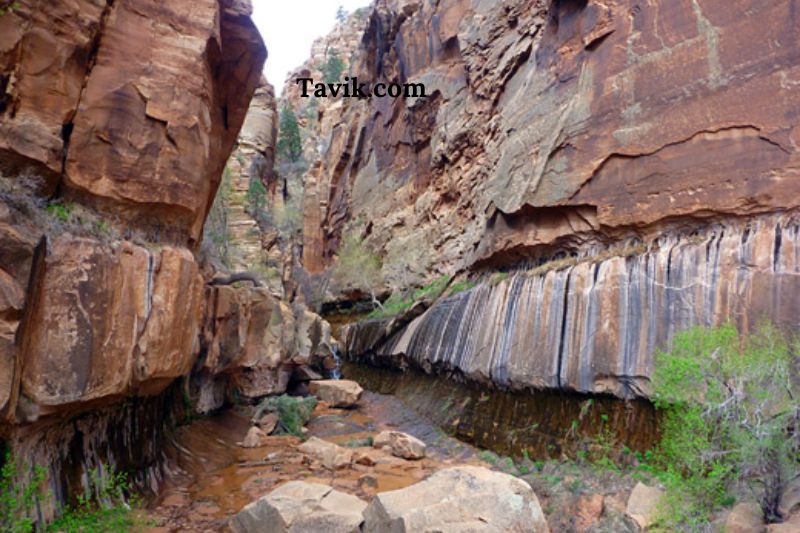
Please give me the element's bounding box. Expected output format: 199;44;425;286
779;476;800;519
725;502;765;533
625;482;664;530
575;493;604;532
362;466;549;532
240;426;267;448
372;430;426;460
256;412;279;434
309;380;363;408
298;436;352;469
353;449;378;466
358;474;378;490
231;481;366;533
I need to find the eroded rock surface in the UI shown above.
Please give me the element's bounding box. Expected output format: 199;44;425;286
1;0;266;243
292;0;800;284
344;213;800;398
16;235;203;418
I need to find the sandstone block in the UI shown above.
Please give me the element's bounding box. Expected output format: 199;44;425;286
625;482;664;530
298;437;352;469
309;379;363;408
231;481;366;533
372;430;426;460
362;466;549;532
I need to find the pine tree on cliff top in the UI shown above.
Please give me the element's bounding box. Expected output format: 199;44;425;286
277;105;302;162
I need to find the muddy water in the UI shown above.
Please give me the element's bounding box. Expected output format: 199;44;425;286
343;362;658;459
146;391;485;532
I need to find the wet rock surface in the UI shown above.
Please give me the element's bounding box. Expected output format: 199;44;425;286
145;390;486;532
343;213;800;398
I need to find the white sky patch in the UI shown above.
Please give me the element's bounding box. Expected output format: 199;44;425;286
252;0;372;95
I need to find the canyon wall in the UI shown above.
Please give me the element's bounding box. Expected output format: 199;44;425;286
292;1;800;392
0;0;334;519
296;0;799;282
343;213;800;398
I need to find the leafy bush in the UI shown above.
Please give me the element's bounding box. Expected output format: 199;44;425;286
365;275;451;319
650;322;799;529
253;395;318;438
447;279;477;296
0;451;47;533
334;232;383;309
44;202;73;223
47;466;147;532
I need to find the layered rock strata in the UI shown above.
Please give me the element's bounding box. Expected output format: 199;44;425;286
343;213;800;398
0;0;274;520
289;0;800;289
193;285;335;413
0;0;266;244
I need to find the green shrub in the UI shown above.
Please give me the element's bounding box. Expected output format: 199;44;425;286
342;437;374;448
447;279;476;296
45;202;73;223
365;275;452;319
650;322;799;529
47;466;147;532
334;232;383;310
253;395;318;438
0;451;47;533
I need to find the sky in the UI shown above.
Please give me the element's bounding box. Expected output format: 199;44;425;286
252;0;372;94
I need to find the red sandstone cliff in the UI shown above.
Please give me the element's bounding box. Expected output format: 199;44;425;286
292;0;800;286
0;0;331;519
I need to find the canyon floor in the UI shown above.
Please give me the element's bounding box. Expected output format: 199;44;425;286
143;379;656;533
144;389;490;532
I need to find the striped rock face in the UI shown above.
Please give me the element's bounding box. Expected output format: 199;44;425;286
343;213;800;398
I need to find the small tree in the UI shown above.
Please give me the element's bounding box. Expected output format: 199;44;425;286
322;48;346;84
333;232;383;309
277;105;302;162
651;322;799;529
246;175;267;222
335;5;348;23
203;165;232;266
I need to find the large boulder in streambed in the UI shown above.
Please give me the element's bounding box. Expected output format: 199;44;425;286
230;481;366;533
362;466;550;532
373;430;426;460
309;379;363;407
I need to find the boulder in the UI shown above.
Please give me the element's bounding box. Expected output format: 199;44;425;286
625;482;664;530
575;494;604;532
231;481;366;533
779;476;800;519
298;437;352;469
309;380;363;408
724;502;765;533
362;466;549;532
256;412;279;435
373;430;426;460
240;426;267;448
